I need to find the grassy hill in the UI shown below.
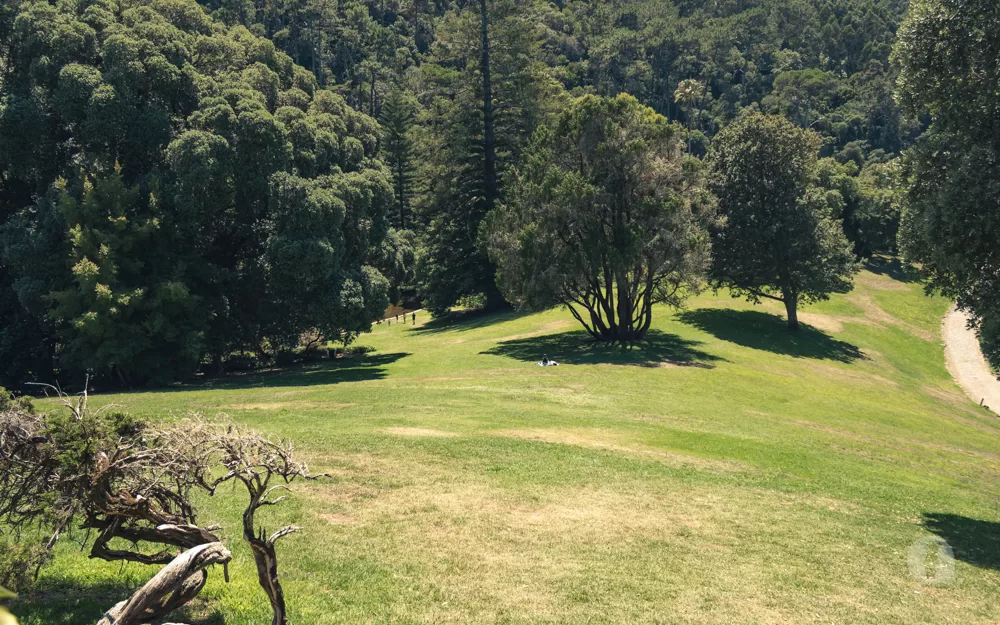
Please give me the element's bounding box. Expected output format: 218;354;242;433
16;260;1000;625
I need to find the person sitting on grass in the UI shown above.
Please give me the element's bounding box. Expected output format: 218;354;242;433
540;354;559;367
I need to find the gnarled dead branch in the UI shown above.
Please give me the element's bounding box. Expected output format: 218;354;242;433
167;419;326;625
97;542;231;625
1;391;324;624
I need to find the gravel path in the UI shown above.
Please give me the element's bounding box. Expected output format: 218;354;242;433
943;306;1000;410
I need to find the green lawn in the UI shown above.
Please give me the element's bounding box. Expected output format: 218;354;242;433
14;262;1000;624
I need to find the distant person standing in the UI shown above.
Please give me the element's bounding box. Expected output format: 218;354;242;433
412;312;416;324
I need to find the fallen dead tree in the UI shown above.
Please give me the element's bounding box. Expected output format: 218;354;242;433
96;542;232;625
0;385;322;625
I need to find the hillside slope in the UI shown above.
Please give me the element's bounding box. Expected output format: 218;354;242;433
18;261;1000;625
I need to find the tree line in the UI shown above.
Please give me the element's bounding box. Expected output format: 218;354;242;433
3;0;997;388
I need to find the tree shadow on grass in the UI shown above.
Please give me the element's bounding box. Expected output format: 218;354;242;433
12;575;226;625
922;512;1000;570
12;579;128;625
866;255;921;284
34;353;410;399
481;329;723;368
148;352;411;394
675;308;864;363
409;308;528;336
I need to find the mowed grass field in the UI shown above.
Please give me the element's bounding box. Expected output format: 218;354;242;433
15;261;1000;625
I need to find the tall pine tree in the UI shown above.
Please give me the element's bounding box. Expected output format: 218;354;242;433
414;0;564;313
380;87;416;230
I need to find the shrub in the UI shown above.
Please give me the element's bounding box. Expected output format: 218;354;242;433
344;344;375;356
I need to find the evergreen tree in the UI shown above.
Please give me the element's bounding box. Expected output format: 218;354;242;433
0;0;394;387
894;0;1000;367
708;114;860;330
415;0;563;313
484;94;714;342
380;87;417;229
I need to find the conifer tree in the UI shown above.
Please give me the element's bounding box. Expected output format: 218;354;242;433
380;87;416;229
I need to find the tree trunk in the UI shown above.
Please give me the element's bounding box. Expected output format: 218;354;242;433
97;543;231;625
397;161;406;229
484;283;508;311
479;0;497;213
783;294;799;330
240;485;297;625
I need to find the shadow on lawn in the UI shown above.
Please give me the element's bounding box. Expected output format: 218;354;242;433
675;308;864;363
866;255;921;284
482;329;723;368
13;575;226;625
409;308;527;335
922;512;1000;570
161;352;411;393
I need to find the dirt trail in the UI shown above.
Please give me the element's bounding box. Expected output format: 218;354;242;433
943;306;1000;410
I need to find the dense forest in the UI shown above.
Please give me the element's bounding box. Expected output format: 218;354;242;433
0;0;932;387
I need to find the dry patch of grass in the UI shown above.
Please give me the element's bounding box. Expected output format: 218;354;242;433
923;384;974;406
848;293;936;341
295;453;928;625
795;360;898;388
798;311;880;334
491;428;747;472
856;271;911;291
318;513;355;525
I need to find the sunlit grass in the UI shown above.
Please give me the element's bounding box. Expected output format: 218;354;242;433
13;262;1000;625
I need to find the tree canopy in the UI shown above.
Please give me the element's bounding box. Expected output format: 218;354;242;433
894;0;1000;367
0;0;930;389
483;94;713;342
708;114;859;330
0;0;393;385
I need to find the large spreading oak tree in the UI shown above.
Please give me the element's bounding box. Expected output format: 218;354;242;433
483;93;714;343
707;113;859;330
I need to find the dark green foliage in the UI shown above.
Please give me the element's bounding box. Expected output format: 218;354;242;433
0;0;393;387
853;158;904;256
810;156;903;258
894;0;1000;368
183;0;912;313
765;69;842;130
0;0;918;384
483;94;713;342
378;227;417;303
978;316;1000;375
0;388;33;416
708;114;860;329
562;0;909;160
414;0;562;314
380;87;417;230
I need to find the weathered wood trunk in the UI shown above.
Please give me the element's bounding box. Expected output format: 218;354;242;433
97;542;231;625
242;487;299;625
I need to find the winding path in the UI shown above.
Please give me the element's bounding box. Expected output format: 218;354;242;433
943;306;1000;410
